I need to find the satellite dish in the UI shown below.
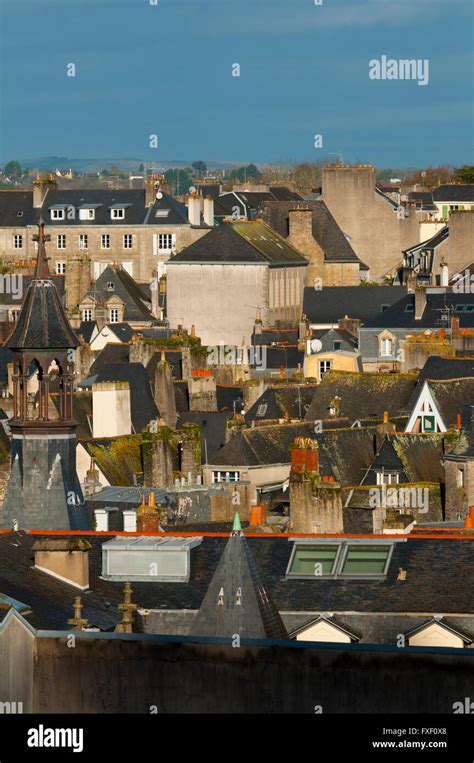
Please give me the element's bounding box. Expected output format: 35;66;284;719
155;191;163;199
189;185;197;194
309;339;322;353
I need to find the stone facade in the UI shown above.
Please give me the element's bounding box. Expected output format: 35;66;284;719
322;165;423;280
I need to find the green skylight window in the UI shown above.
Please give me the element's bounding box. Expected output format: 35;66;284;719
288;545;339;576
340;545;391;576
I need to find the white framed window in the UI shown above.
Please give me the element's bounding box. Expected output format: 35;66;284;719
380;338;393;357
13;234;23;249
79;234;88;250
123;234;133;249
51;208;65;220
55;261;66;274
83;308;93;321
319;360;332;377
57;234;66;250
79;208;95;221
153;233;176;254
212;470;240;484
457;468;464;488
101;234;110;249
109;308;119;323
9;309;19;321
111;208;125;220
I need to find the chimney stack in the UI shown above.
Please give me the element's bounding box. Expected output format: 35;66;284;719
290;437;319;479
414;285;426;320
92;381;132;438
188;194;201;226
33;177;51;209
146;176;159;207
32;538;91;589
203;195;214;227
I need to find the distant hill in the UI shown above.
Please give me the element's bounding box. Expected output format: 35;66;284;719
11;156;242;173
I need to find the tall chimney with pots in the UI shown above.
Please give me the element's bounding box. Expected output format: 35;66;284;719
187;194;201;226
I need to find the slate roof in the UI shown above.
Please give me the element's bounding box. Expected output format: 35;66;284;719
417;356;474;383
1;531;472;630
259;200;363;263
245;385;318;422
4;224;80;350
75;321;96;344
0;190;36;226
304;371;417;421
177;411;233;460
362;292;474;330
361;433;445;485
144;193;190;226
88;343;130;376
168;222;308;266
89;266;154;321
216;385;244;413
190;524;289;640
252;346;304;371
403;226;449;257
98;323;135;343
302;286;407;325
345;483;443;523
252;328;298;345
209;421;379;485
426;379;474;428
432;185;474;202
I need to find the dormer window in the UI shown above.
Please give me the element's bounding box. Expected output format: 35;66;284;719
50;208;65;220
106;282;115;292
78;204;101;221
111;208;125;219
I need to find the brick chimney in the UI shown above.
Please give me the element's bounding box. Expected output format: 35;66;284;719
451;316;460;337
32;538;91;589
290;437;319;479
92;381;132;437
137;491;160;533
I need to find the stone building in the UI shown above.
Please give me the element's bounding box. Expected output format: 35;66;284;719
0;179;211;283
321;165;424;280
166;221;308;346
259;200;365;286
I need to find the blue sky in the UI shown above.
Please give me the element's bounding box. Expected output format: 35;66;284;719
1;0;472;167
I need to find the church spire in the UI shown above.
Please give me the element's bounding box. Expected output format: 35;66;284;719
33;217;51;279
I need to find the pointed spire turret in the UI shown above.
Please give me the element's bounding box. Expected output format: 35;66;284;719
32;217;51;279
191;519;288;640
